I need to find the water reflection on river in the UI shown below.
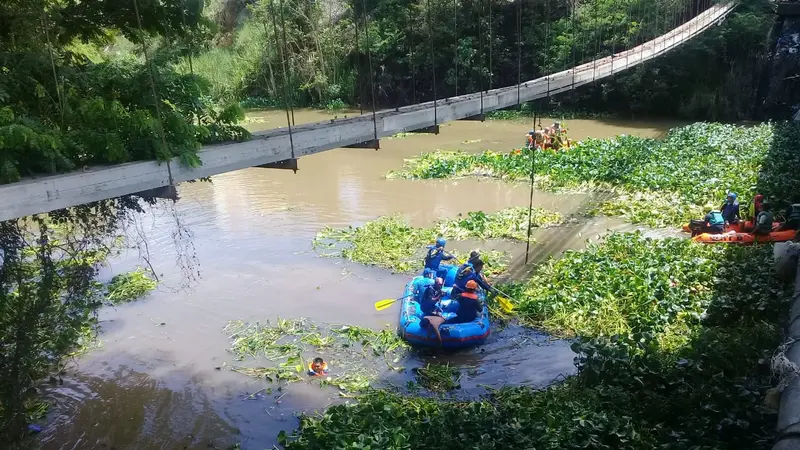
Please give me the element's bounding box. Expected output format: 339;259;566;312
38;110;682;449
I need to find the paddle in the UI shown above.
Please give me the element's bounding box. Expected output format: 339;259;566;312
374;295;412;311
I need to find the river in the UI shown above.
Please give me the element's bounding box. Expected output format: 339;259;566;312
37;110;682;450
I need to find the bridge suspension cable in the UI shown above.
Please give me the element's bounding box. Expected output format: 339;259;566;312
426;0;438;127
359;0;379;144
268;0;296;160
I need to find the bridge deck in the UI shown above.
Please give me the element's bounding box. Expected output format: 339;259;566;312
0;1;737;222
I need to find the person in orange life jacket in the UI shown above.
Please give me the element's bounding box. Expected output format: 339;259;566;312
448;280;482;324
308;357;329;376
420;277;444;316
424;238;454;272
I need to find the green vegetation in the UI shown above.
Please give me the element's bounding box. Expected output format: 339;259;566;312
0;0;245;442
413;363;461;392
313;207;562;273
224;318;409;393
105;268;158;304
0;0;249;184
282;234;788;449
390;123;773;227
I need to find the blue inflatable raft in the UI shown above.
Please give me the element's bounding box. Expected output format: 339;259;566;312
398;266;490;349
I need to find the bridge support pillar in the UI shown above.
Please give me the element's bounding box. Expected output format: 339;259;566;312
410;125;439;134
460;113;485;122
344;139;380;150
256;158;299;172
134;185;178;201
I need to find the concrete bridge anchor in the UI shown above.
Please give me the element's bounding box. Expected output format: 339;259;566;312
256;158;299;172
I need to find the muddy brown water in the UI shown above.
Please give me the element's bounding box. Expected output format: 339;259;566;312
37;110;683;450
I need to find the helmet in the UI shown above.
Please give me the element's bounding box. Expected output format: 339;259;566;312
728;192;737;200
435;238;446;248
465;280;479;290
423;268;435;278
435;277;444;286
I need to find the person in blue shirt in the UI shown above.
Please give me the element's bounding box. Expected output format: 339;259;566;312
720;192;740;225
451;258;493;297
419;277;444;316
424;238;454;272
702;207;725;234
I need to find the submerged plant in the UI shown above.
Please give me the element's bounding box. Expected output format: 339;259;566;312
313;207;561;274
105;268;158;304
225;318;408;394
413;363;461;392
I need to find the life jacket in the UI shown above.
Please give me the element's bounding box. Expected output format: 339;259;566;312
707;211;724;226
789;204;800;221
460;288;478;300
308;361;329;376
424;247;445;269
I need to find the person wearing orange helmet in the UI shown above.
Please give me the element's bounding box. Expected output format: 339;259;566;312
449;279;482;324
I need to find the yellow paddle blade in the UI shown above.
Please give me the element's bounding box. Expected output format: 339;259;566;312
496;296;515;313
374;298;401;311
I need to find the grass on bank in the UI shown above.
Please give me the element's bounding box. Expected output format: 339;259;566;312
312;207;562;274
282;233;790;449
388;122;774;228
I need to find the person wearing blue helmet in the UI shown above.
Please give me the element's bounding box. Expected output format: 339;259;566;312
423;237;454;272
720;192;740;225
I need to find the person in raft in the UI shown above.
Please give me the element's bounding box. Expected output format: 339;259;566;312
424;238;454;273
748;194;764;222
451;257;493;299
308;357;329;376
754;202;774;235
420;277;444;316
720;192;741;225
448;280;483;324
702;205;725;234
776;203;800;232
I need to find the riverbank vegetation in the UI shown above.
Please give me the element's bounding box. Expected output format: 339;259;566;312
390;122;773;227
282;233;788;449
1;0;240;442
193;0;772;120
313;207;562;273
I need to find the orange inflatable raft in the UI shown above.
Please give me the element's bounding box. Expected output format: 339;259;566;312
680;220;780;234
691;228;797;244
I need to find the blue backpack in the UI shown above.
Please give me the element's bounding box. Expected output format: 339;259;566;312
708;211;724;226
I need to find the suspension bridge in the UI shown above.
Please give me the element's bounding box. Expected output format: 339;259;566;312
0;1;737;222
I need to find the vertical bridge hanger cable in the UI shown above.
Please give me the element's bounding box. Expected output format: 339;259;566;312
360;0;379;144
516;0;521;109
354;6;364;114
271;0;296;161
426;0;438;127
454;0;459;97
278;0;295;126
132;0;174;187
409;5;416;105
478;0;485;117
